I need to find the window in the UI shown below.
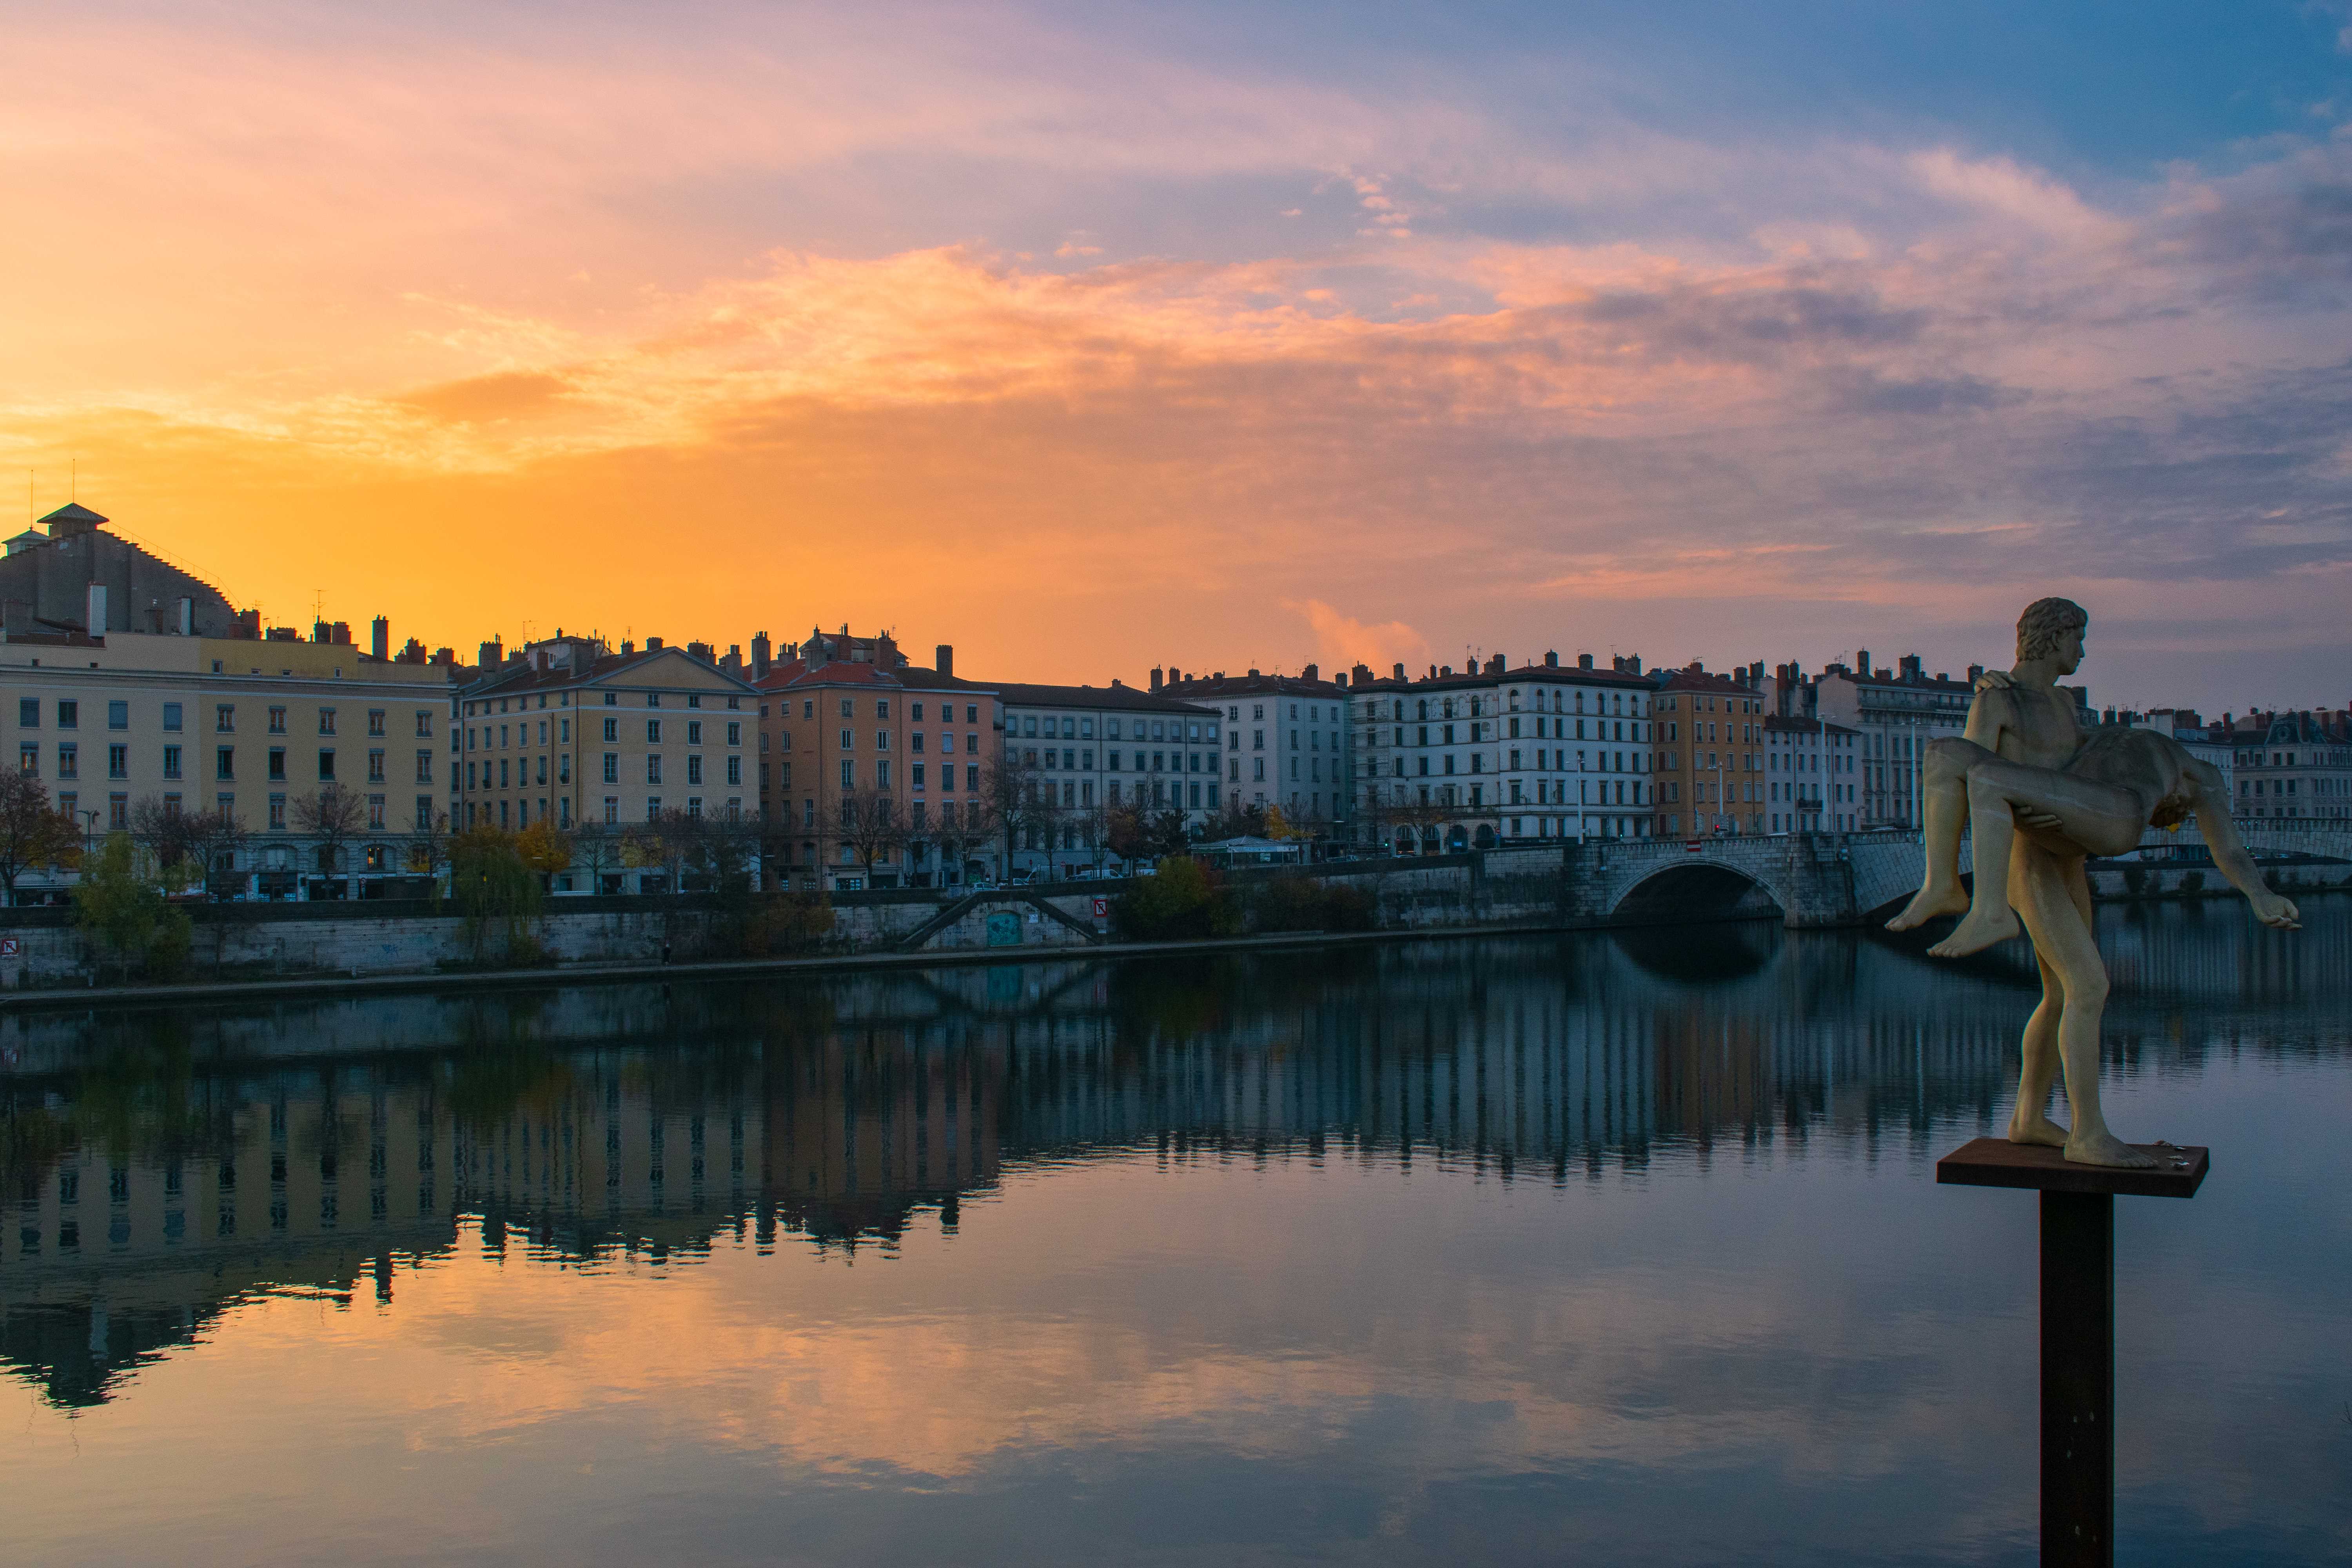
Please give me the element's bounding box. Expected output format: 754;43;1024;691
105;700;128;730
877;699;890;719
727;721;740;746
368;795;386;831
605;692;618;706
687;720;702;746
839;728;853;750
646;755;662;784
876;760;891;789
109;793;129;830
602;717;618;742
416;751;434;785
108;744;127;779
726;756;741;786
268;794;287;831
875;730;891;750
840;759;855;789
559;717;569;743
163;702;182;732
16;699;34;728
367;748;386;783
687;755;704;785
268;706;287;734
19;743;37;775
57;743;79;779
216;746;234;780
603;753;619;783
57;701;77;730
318;750;335;782
367;709;386;737
646;719;661;744
604;797;619;824
416;711;434;737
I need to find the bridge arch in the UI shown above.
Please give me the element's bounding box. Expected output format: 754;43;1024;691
1610;860;1787;926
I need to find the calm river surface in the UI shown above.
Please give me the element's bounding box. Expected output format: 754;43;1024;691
4;902;2348;1566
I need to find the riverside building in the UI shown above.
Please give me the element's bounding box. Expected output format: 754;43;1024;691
1352;652;1654;853
1159;664;1352;837
755;634;1001;892
0;502;454;900
992;681;1222;878
456;634;760;876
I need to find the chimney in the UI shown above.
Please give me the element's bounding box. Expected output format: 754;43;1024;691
721;644;742;675
1302;662;1319;682
85;582;107;636
647;635;664;651
1353;662;1373;686
935;643;953;679
752;631;772;678
1150;666;1163;691
176;596;195;635
688;639;714;663
1900;653;1923;680
1578;653;1594;670
1392;662;1406;680
620;639;634;656
1544;650;1559;667
1334;671;1348;688
1249;668;1261;678
478;637;503;669
1855;650;1871;679
371;616;389;659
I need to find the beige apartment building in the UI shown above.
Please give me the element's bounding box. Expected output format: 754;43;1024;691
2;628;454;897
454;635;760;860
755;630;1001;891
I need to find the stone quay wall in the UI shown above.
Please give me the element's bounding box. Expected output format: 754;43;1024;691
3;835;2343;992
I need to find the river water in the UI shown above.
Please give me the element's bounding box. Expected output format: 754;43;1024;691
3;902;2347;1566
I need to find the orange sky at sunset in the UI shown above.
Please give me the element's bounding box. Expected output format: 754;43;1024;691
8;3;2351;709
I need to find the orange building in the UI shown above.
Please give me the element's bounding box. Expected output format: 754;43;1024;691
1653;664;1768;837
755;628;999;891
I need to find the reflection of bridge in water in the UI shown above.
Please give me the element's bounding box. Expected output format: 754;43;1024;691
2;897;2341;1408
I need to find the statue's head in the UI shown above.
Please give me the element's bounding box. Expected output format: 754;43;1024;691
2016;597;2087;673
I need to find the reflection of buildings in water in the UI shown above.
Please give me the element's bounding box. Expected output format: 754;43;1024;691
3;902;2342;1408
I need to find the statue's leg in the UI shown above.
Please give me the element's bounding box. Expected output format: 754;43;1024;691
1928;759;2144;958
1886;737;1987;931
2005;849;2067;1147
2013;844;2155;1169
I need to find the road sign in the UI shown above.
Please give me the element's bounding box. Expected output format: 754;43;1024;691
0;937;16;958
1090;897;1108;918
1685;840;1703;853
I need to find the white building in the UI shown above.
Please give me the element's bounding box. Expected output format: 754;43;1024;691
1353;651;1655;851
992;681;1222;876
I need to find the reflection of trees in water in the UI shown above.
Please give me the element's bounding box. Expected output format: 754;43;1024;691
4;904;2345;1410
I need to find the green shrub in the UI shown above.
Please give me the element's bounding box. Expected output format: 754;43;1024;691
72;832;193;984
1113;857;1239;940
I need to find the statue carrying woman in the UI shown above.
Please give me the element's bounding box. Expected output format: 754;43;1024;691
1886;597;2298;1167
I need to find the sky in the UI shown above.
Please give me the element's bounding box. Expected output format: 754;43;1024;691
4;1;2351;714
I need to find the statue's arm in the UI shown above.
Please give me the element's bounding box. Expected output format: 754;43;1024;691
2186;760;2298;928
1962;682;2012;750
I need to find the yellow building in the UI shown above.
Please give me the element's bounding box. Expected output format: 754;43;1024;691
2;628;454;897
455;635;760;853
1653;664;1767;838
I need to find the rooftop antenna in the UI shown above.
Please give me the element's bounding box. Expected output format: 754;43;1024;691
312;588;325;628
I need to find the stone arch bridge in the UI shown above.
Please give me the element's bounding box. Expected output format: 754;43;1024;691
1521;818;2351;931
1533;830;1930;930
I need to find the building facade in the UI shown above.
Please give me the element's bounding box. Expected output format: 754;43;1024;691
992;681;1222;877
755;639;1001;892
1160;665;1353;835
2225;708;2352;821
456;635;761;851
1760;714;1860;834
1653;664;1772;837
4;630;454;898
1353;652;1655;852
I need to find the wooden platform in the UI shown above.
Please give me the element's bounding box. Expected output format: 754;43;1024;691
1935;1137;2208;1199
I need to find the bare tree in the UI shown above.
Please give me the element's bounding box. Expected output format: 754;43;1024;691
837;787;906;885
568;818;621;894
930;797;990;887
292;786;368;890
982;753;1055;879
406;807;452;895
622;808;705;893
692;809;760;893
0;770;80;902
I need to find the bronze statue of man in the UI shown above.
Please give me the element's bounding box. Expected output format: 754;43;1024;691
1887;597;2298;1168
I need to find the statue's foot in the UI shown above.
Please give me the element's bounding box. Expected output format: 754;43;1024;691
2005;1112;2068;1149
2063;1129;2158;1170
1926;905;2021;958
1886;884;1969;932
